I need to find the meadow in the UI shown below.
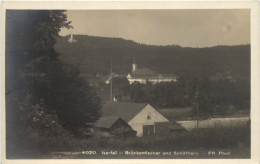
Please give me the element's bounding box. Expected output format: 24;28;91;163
10;121;250;159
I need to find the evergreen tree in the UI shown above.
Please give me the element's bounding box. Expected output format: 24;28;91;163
6;10;101;155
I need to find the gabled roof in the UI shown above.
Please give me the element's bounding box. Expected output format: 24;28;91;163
129;68;178;79
100;73;119;82
94;116;120;128
162;74;178;78
101;102;148;122
130;68;158;78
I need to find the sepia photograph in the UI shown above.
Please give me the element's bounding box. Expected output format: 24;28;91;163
2;1;260;163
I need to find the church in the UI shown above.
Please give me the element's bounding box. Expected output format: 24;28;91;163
127;61;178;84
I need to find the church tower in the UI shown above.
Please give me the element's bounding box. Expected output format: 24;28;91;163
132;60;137;72
68;34;77;43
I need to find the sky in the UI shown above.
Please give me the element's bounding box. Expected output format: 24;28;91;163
59;9;250;48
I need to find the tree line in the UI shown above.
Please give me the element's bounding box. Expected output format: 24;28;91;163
109;77;250;116
55;35;250;80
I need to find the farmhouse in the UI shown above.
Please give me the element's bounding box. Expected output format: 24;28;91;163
94;116;136;137
100;102;169;137
127;61;178;84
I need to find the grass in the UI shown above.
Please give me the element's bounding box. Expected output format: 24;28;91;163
80;123;250;151
7;121;250;159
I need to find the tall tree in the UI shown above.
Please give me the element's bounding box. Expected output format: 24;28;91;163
6;10;101;156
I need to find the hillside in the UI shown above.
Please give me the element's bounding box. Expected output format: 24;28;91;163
55;35;250;79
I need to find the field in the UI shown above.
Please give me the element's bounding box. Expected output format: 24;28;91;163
8;121;250;159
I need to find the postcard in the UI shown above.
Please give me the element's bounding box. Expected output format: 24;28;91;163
1;1;260;164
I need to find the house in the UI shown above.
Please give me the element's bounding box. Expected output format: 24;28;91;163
94;116;136;137
100;102;169;137
127;61;178;84
101;73;119;84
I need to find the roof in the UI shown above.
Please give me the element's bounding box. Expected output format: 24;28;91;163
130;68;158;78
100;75;110;82
155;121;185;130
129;68;178;79
94;116;120;128
101;102;148;122
100;73;119;82
162;74;178;78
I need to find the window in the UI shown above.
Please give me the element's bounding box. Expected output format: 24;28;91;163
147;115;151;120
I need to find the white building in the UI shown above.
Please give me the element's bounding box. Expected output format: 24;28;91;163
100;102;169;137
127;62;178;84
102;73;119;84
68;34;77;43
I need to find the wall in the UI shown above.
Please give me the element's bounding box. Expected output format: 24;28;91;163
127;76;178;84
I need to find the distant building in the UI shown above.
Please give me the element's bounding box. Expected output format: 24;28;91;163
100;102;169;137
101;73;119;84
127;61;178;84
68;34;77;43
209;72;235;82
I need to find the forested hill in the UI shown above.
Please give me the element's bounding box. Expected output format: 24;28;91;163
55;35;250;79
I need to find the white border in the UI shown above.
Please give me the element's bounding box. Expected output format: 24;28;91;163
1;1;260;164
